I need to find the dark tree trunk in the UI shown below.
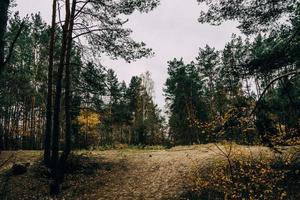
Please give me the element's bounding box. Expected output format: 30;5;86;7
3;107;11;150
0;0;9;76
51;0;70;171
50;0;71;195
44;0;57;167
59;0;77;164
64;0;76;154
0;117;3;150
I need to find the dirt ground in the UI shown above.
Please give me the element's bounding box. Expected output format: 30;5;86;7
0;144;297;200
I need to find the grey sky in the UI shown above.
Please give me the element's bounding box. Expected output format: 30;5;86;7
16;0;240;109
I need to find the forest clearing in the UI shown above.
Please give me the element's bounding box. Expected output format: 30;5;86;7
1;144;300;199
1;0;300;199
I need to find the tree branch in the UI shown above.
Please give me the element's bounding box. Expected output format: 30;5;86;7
74;0;91;20
3;21;25;66
250;69;300;116
72;28;115;39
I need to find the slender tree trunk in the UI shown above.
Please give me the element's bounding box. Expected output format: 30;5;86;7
30;97;35;149
51;0;71;171
4;108;11;150
0;117;3;150
50;0;71;195
44;0;57;167
60;0;76;164
245;77;251;97
0;0;9;76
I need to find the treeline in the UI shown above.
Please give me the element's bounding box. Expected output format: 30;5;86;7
165;38;257;145
165;0;300;145
0;13;165;150
77;69;165;148
1;0;300;152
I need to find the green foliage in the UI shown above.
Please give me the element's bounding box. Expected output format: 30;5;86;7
164;39;256;145
75;0;160;62
0;0;164;151
73;68;165;148
165;59;208;144
190;0;300;146
197;0;298;35
126;72;165;145
0;13;51;149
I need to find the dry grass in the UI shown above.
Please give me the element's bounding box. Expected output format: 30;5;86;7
0;144;299;200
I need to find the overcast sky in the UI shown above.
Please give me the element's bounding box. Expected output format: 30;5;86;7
15;0;240;109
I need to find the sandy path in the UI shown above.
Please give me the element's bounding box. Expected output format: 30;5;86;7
79;146;220;200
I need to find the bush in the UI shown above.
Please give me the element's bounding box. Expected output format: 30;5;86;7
191;144;300;199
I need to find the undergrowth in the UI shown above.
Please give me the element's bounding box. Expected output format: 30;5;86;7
189;144;300;200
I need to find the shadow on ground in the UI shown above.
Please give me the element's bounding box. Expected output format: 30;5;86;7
1;152;129;200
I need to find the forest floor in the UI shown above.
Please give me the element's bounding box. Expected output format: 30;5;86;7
0;144;299;200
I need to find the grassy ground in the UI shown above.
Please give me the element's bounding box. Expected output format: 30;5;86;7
0;144;299;200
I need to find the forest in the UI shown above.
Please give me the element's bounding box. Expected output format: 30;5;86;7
0;0;300;199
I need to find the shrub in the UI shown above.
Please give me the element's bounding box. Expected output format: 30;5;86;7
191;144;300;199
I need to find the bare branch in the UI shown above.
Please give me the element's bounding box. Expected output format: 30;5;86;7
57;0;64;29
74;0;91;20
250;69;300;116
72;28;115;39
3;21;25;66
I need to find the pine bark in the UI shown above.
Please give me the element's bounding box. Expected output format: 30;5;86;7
44;0;57;167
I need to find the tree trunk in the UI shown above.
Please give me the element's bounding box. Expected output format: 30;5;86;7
59;0;77;164
0;0;9;76
44;0;57;167
51;0;71;171
0;117;3;150
3;109;9;150
50;0;73;195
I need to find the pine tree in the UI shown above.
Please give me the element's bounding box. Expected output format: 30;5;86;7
165;59;208;145
196;45;219;119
